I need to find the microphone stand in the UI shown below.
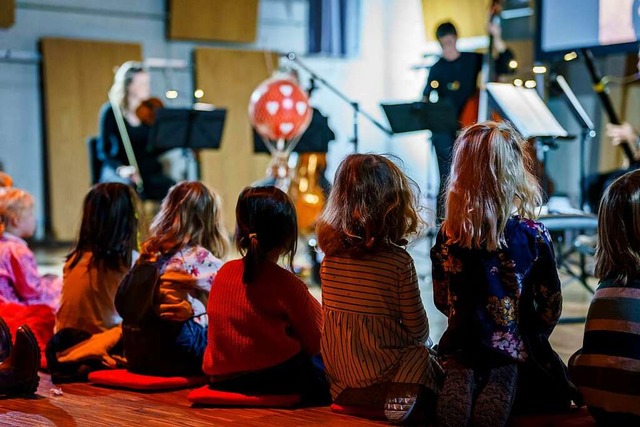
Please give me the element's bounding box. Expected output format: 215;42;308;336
284;52;392;152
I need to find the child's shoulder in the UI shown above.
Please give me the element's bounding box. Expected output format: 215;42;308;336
508;216;551;241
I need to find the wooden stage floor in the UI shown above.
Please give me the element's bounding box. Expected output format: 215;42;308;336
0;374;385;426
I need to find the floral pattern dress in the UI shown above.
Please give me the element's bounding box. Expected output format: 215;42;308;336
430;216;562;366
156;246;223;327
0;232;62;310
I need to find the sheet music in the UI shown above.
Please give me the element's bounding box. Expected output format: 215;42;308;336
486;83;568;139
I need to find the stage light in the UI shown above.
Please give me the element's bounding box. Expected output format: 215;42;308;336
430;80;440;89
165;89;178;99
564;51;578;61
509;60;518;69
194;89;204;99
533;65;547;74
513;79;523;87
524;80;537;88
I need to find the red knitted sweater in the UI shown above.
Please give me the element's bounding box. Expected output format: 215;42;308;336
202;259;322;377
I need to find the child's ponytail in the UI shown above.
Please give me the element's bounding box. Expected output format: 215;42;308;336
242;233;262;284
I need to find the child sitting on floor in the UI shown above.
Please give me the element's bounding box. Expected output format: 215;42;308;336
569;169;640;426
121;181;228;376
0;188;61;310
204;186;329;405
316;153;442;425
47;183;140;382
431;122;563;427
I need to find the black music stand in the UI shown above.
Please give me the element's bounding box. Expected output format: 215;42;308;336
380;100;458;135
148;108;226;180
552;74;596;211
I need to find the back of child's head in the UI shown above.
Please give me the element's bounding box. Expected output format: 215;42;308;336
142;181;229;259
442;121;542;251
235;186;297;284
68;183;139;271
0;187;34;237
316;153;422;257
595;169;640;285
0;172;12;188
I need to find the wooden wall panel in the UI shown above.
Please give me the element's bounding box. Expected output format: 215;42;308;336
195;48;277;232
169;0;258;43
41;38;141;240
0;0;15;28
422;0;489;40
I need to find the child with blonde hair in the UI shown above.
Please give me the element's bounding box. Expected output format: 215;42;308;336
317;153;441;424
431;121;563;426
119;181;228;375
0;188;61;309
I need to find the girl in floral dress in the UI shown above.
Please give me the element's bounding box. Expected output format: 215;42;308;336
431;122;562;427
0;187;61;310
124;181;228;375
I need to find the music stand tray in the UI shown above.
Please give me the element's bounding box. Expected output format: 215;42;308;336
148;108;226;152
486;83;568;139
381;100;458;134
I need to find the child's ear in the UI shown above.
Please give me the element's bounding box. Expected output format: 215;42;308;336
8;214;19;227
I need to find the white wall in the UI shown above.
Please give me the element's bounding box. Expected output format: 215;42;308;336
0;0;435;240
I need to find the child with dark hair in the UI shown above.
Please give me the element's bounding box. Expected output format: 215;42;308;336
203;186;328;404
121;181;228;376
570;169;640;425
316;153;441;425
48;183;139;382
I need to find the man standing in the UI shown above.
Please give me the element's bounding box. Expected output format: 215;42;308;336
423;21;513;220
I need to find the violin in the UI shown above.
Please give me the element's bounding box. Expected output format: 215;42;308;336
135;97;164;126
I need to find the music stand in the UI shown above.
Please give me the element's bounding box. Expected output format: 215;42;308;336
148;108;226;152
553;74;595;211
380;100;458;135
148;108;226;181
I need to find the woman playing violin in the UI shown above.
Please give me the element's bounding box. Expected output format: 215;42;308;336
97;61;175;200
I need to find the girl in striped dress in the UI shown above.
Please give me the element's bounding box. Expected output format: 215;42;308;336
569;169;640;426
316;154;442;424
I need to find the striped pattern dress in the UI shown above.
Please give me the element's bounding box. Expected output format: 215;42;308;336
569;279;640;418
320;244;441;400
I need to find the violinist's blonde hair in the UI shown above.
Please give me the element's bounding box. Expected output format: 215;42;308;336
110;61;145;113
442;121;542;251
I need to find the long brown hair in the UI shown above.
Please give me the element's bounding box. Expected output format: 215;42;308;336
595;169;640;285
141;181;229;259
442;121;541;251
67;183;139;271
316;153;423;256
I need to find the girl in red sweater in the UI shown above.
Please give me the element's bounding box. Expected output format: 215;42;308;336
203;186;329;404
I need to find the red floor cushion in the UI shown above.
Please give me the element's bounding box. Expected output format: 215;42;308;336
88;369;206;391
509;407;596;427
0;303;54;371
187;385;301;407
330;403;386;420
